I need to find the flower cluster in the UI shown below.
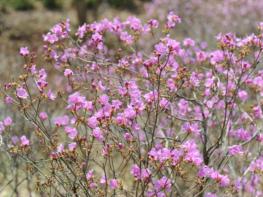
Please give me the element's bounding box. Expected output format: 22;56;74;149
198;165;230;187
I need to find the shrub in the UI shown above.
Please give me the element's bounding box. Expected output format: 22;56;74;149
145;0;263;46
1;13;263;197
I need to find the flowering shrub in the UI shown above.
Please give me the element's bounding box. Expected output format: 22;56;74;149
1;13;263;197
145;0;263;44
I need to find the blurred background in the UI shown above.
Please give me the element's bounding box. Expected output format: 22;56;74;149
0;0;151;81
0;0;263;79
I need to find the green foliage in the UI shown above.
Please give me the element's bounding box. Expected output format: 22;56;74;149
107;0;136;10
86;0;100;8
0;0;146;12
1;0;34;11
42;0;62;10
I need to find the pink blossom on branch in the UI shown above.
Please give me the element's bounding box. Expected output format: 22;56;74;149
19;47;30;56
16;87;28;99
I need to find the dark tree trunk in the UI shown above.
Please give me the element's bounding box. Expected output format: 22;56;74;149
74;0;88;25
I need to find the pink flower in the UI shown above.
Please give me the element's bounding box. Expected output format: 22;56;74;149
196;51;207;62
67;92;87;110
0;122;5;133
120;32;133;45
125;16;143;32
154;176;172;192
183;38;195;47
47;90;56;100
56;144;64;153
86;170;94;180
182;122;201;136
198;165;230;187
210;50;224;65
182;140;203;166
65;126;78;139
76;24;87;38
43;33;58;44
39;112;48;120
109;179;119;190
141;169;151;181
249;156;263;173
19;47;30;56
154;42;168;56
3;117;12;127
64;69;73;77
68;142;77;151
238;90;248;101
112;100;122;110
228;145;244;156
252;105;262;119
92;127;104;141
167;78;176;91
258;22;263;31
148;19;159;29
54;115;69;126
124;132;133;142
198;166;213;177
43;20;70;43
124;106;136;119
16;87;28;99
84;101;93;111
87;116;98;129
217;33;236;48
20;135;30;146
218;175;230;187
159;98;170;109
205;77;214;88
143;56;158;68
144;91;158;103
36;79;48;91
100;176;106;185
4;96;14;105
177;99;190;116
131;164;151;181
99;94;109;105
205;192;217;197
131;164;141;179
230;128;251;141
166;38;181;54
241;61;251;70
88;182;97;189
11;136;19;144
166;12;181;29
257;133;263;143
148;147;172;163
